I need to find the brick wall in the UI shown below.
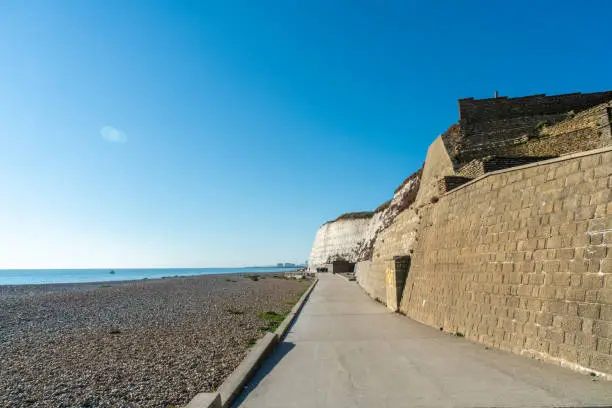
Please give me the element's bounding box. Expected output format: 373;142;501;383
438;176;472;194
458;157;557;179
452;92;612;166
457;159;484;178
400;148;612;374
459;91;612;122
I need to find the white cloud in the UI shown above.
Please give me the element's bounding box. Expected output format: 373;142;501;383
100;126;127;143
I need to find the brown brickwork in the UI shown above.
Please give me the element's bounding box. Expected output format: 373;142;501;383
400;147;612;374
437;176;472;194
448;91;612;166
458;156;557;179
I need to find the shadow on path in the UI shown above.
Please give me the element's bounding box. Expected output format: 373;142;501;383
231;341;295;407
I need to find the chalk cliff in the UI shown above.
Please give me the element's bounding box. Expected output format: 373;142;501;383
308;168;421;266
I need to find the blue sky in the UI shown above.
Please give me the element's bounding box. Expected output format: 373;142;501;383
0;1;610;268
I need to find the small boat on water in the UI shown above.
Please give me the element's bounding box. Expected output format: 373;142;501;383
109;270;115;274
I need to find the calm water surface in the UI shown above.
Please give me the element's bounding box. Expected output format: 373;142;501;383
0;267;298;285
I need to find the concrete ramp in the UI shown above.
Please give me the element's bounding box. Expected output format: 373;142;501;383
234;273;612;407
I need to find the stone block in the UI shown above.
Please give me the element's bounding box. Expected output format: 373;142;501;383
588;217;607;231
602;259;612;274
585;245;606;260
575;333;598;351
536;312;554;326
590;233;604;245
586;290;598;303
562;317;583;332
546;328;565;344
556;248;575;260
591;353;612;373
578;303;601;319
598;289;612;303
574;206;596;221
597;338;612;354
539;286;556;300
593;321;612;338
552;273;570;286
566;288;586;302
569;260;589;273
559;343;578;361
583;319;594;334
583;274;604;290
570;274;582;286
601;305;612;321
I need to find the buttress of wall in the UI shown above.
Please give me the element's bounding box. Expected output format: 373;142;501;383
356;208;420;302
309;218;371;265
415;135;454;206
355;136;453;302
400;148;612;374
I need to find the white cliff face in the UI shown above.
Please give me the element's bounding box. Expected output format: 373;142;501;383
308;218;371;265
358;175;420;257
309;172;421;266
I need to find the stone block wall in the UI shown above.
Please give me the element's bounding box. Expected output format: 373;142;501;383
400;148;612;374
452;92;612;166
457;114;568;163
458;157;557;179
459;91;612;123
456;159;484;179
437;176;472;194
355;260;386;302
501;102;612;158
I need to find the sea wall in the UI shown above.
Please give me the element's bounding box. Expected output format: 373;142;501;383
401;147;612;374
308;92;612;374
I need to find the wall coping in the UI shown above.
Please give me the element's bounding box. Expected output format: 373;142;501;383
444;146;612;196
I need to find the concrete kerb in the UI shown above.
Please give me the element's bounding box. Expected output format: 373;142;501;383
217;332;278;407
276;278;319;339
182;278;319;408
184;392;221;408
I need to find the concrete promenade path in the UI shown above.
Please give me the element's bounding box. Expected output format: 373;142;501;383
234;273;612;408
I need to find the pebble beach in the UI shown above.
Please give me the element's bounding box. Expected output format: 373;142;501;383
0;273;310;407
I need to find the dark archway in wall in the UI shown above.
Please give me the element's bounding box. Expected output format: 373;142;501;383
331;260;355;273
394;256;411;308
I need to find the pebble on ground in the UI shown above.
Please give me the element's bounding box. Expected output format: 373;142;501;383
0;273;310;408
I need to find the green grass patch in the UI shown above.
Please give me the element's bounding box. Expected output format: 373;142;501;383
245;274;260;282
257;311;289;332
247;338;258;347
225;278;237;282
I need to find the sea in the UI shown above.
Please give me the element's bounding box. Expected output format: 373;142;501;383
0;267;300;286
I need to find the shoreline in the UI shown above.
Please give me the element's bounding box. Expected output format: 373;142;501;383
0;267;304;287
0;269;300;298
0;272;310;407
